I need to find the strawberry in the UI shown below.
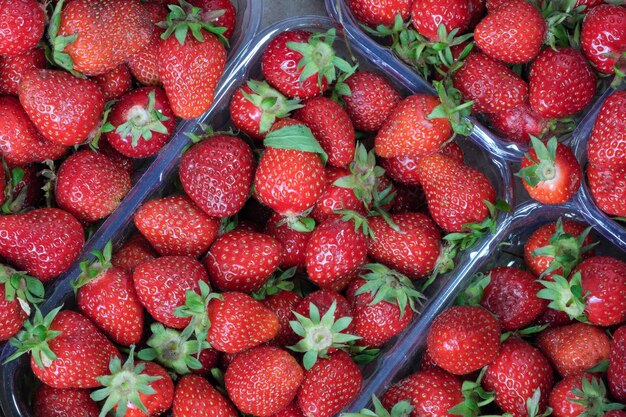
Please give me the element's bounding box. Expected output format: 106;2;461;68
19;69;105;146
609;326;626;402
368;212;441;279
0;47;46;95
0;208;84;282
381;368;463;417
133;255;209;328
452;51;529;114
417;153;496;232
312;166;364;223
382;142;464;186
205;230;283;293
105;87;177;158
343;71;402;132
483;338;554;417
111;234;158;272
271;401;306;417
7;309;121;388
265;212;312;269
56;150;132;223
581;4;626;74
225;346;304;416
347;0;412;27
135;195;219;257
207;291;279;353
549;373;623;417
297;350;362;417
306;218;368;289
427;306;500;375
294;290;354;326
33;385;100;417
537;322;610;377
587;91;626;170
0;96;68;166
0;266;43;341
262;289;303;347
158;3;227;118
529;47;597;118
524;218;595;278
517;137;582;205
488;102;549;145
189;0;237;39
179;135;254;218
2;164;44;214
587;164;626;217
93;64;133;101
173;374;239;417
374;94;453;158
411;0;471;41
94;136;135;176
127;30;163;87
293;96;356;167
0;0;45;57
534;307;574;328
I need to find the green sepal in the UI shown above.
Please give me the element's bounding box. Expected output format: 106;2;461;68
1;161;29;214
455;273;491;306
251;267;297;300
264;124;329;164
173;280;222;351
537;271;588;321
587;358;609;374
159;0;229;47
70;241;113;294
516;136;559;187
240;79;303;134
349;343;381;364
329;65;358;106
89;100;116;151
343;395;414;417
46;0;85;77
0;265;44;316
526;388;553;417
113;89;171;148
448;367;496;417
567;374;625;417
429;78;474;136
5;306;63;368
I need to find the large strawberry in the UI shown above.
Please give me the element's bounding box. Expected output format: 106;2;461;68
587;164;626;217
0;0;45;57
33;385;100;417
0;266;43;341
549;373;623;417
93;64;133;101
581;4;626;75
587;91;626;170
179;135;254;218
19;69;105;146
411;0;471;41
0;208;84;282
347;0;412;27
609;326;626;402
173;374;239;417
0;47;46;95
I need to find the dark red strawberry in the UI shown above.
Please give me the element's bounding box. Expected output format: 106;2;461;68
93;64;133;101
173;374;239;417
587;164;626;217
0;0;45;57
581;4;626;74
33;385;100;417
265;212;312;270
587;91;626;170
111;234;158;272
609;325;626;402
347;0;412;27
411;0;471;41
549;373;622;417
488;102;549;145
0;47;46;95
343;71;402;132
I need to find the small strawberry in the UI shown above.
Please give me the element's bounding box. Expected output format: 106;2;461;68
536;322;610;377
0;208;84;282
260;285;302;347
609;326;626;402
411;0;471;41
179;135;254;218
581;4;626;75
427;305;500;375
173;374;238;417
0;265;43;341
294;290;354;325
265;212;312;270
111;234;158;272
189;0;237;39
135;195;219;257
587;91;626;170
0;47;46;95
0;0;45;57
311;166;364;223
587;164;626;217
529;47;597;118
33;385;100;417
488;102;549;145
93;64;133;101
549;373;624;417
347;0;412;27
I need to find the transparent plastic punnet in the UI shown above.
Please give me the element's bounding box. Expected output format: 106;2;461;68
0;15;513;417
0;0;262;415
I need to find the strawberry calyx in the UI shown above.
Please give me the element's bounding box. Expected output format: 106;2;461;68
516;136;559;187
71;241;114;293
537;271;588;321
274;208;317;233
343;395;414;417
349;343;381;364
89;100;116;150
40;159;57;209
251;267;297;300
455;272;491;307
113;90;171;148
264;123;329;164
242;81;303;135
288;300;360;370
91;346;163;417
538;0;586;49
159;0;229;47
137;323;210;375
286;28;356;90
1;164;28;214
612;52;626;88
523;388;553;417
357;263;425;318
448;367;496;417
46;0;83;77
330;65;359;106
531;217;597;278
500;324;549;343
337;209;374;239
568;375;625;417
0;264;44;316
174;280;222;347
428;79;474;136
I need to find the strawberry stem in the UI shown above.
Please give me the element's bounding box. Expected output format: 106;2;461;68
174;280;222;350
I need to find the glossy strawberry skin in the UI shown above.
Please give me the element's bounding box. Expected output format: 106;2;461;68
549;373;597;417
0;284;27;342
609;325;626;402
294;289;354;333
93;64;133;101
382;142;464;186
348;0;411;27
271;401;306;417
488;103;549;145
0;47;46;95
111;234;158;272
343;71;402;132
587;164;626;217
133;256;209;329
33;385;100;417
0;208;84;282
190;0;237;39
229;83;273;139
263;290;303;347
127;29;163;87
312;167;364;223
581;4;626;74
122;362;174;417
264;212;312;270
411;0;471;41
173;374;239;417
0;0;45;57
587;91;626;170
483;338;554;417
135;195;219;258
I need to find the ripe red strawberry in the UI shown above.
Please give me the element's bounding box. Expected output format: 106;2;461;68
587;164;626;217
587;91;626;170
93;64;133;101
55;150;132;223
189;0;237;40
0;266;42;341
453;51;529;114
311;166;364;223
173;374;239;417
262;289;303;347
297;350;362;417
381;368;463;417
483;338;554;417
581;4;626;74
135;195;219;257
427;306;500;375
133;256;209;328
265;212;312;270
609;326;626;402
488;102;549;145
293;289;355;340
0;208;84;282
0;0;45;57
93;136;134;176
19;69;105;146
0;96;68;166
207;291;279;353
537;322;610;377
475;0;546;64
375;94;453;158
0;47;46;95
382;142;464;186
549;373;622;417
517;137;582;205
417;153;496;232
127;30;163;87
411;0;471;41
105;87;177;158
306;218;367;288
271;401;306;417
293;96;356;167
7;309;121;388
529;48;597;118
111;234;158;272
343;71;402;132
179;135;254;218
226;346;304;416
33;385;100;417
205;230;283;293
53;0;153;76
347;0;412;27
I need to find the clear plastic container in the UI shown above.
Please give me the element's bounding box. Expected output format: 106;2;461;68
0;15;514;417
